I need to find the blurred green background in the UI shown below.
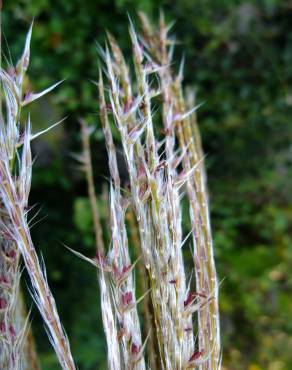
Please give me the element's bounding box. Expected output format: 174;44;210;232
2;1;292;369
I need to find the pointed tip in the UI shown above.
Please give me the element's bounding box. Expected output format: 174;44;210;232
128;15;137;39
29;116;67;142
26;20;34;48
127;11;133;24
159;9;165;26
178;54;185;81
105;30;114;42
21;79;65;107
29;18;35;30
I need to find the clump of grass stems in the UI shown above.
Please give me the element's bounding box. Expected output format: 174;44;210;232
0;12;221;370
78;14;221;370
0;24;75;369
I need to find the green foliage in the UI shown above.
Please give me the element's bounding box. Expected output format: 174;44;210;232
2;1;292;369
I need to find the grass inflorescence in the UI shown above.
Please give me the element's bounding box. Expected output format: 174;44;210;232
0;13;221;370
78;13;221;370
0;24;75;370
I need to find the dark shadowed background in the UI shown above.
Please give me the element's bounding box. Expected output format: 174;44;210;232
2;1;292;369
